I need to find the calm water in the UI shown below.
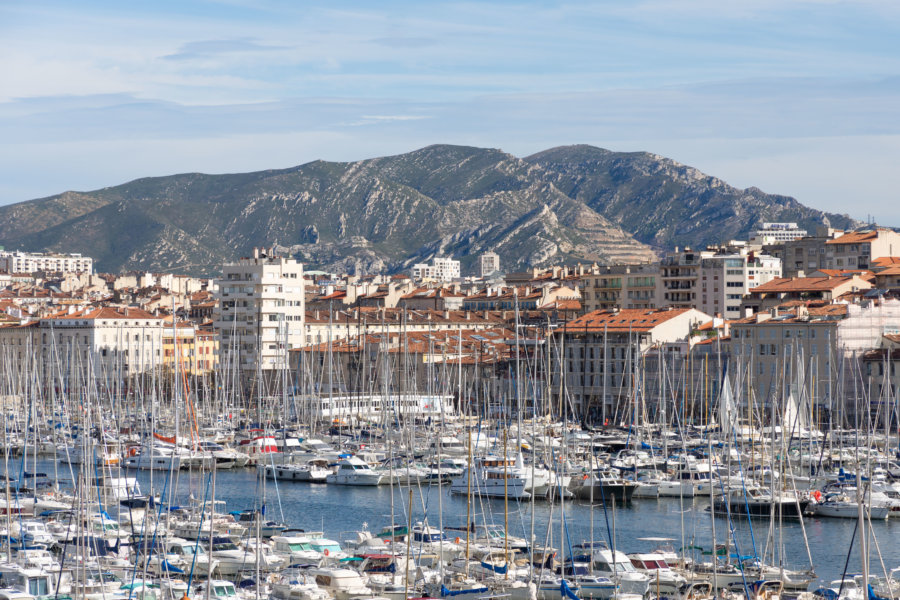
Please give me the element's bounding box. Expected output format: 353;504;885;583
29;460;900;586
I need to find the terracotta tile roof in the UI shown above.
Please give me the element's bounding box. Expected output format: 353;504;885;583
750;276;862;293
872;257;900;268
540;298;581;310
562;308;694;333
47;306;161;321
825;231;880;244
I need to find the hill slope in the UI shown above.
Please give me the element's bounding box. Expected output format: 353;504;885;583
0;144;858;275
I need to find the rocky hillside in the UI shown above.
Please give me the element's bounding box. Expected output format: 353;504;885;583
0;145;858;275
525;145;858;249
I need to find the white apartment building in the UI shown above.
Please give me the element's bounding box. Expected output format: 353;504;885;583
0;251;93;274
38;307;164;378
699;252;781;318
660;246;781;316
214;248;305;373
411;257;461;282
479;252;500;278
749;223;807;244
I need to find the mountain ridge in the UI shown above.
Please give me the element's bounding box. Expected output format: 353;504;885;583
0;144;860;275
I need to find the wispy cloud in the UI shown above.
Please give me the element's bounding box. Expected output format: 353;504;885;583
162;38;289;61
368;36;436;49
1;0;900;223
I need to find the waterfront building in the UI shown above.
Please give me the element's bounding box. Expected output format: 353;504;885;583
38;306;164;379
553;307;711;420
730;298;900;423
214;247;305;374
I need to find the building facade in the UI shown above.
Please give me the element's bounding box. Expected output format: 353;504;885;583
553;307;712;421
698;251;781;318
749;222;807;245
214;248;305;374
0;251;93;274
411;257;461;282
479;252;500;278
581;265;660;312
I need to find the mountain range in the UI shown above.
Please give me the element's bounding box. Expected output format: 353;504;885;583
0;144;860;276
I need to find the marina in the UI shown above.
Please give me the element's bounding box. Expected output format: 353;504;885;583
0;406;899;600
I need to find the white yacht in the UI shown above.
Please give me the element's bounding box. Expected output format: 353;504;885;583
450;454;531;499
326;457;386;486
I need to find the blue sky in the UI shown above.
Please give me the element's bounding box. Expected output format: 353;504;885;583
2;0;899;223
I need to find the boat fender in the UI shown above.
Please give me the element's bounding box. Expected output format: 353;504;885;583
455;537;460;544
324;549;330;556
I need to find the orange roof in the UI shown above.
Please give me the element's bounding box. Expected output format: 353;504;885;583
750;276;863;293
540;299;581;310
872;257;900;268
47;306;161;321
826;231;879;244
562;308;694;333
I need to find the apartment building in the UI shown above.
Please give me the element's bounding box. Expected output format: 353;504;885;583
765;228;843;277
411;257;461;282
214;248;305;374
825;229;900;270
479;252;500;278
161;322;219;374
38;307;165;378
660;246;781;316
741;275;873;314
660;249;702;308
731;299;900;421
729;305;843;414
553;307;711;420
0;251;93;274
581;265;660;312
698;252;781;318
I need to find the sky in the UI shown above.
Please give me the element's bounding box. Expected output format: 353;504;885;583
1;0;899;224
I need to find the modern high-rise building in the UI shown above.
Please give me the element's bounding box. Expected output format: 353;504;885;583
214;247;305;375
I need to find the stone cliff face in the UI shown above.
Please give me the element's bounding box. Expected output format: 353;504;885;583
0;144;858;275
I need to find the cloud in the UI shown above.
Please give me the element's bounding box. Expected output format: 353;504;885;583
162;38;289;61
368;36;436;49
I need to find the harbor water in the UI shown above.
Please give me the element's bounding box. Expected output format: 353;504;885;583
30;459;898;587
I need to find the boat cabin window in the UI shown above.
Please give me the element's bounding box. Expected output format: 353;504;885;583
214;584;237;596
28;577;49;597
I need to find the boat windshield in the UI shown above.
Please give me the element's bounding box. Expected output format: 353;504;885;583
214;585;237;596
